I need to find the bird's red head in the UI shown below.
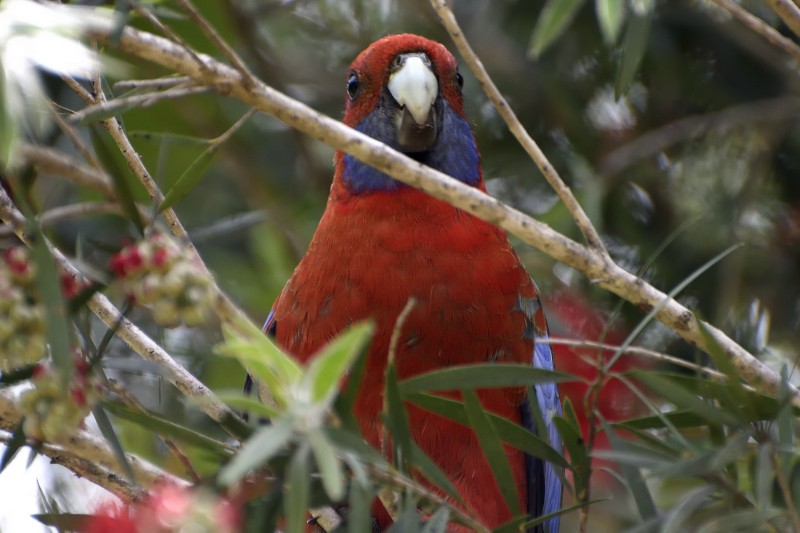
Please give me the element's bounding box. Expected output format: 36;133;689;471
335;34;481;194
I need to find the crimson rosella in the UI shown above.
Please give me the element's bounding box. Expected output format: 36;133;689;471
251;34;562;532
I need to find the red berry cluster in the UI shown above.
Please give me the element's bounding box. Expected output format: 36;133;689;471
83;484;240;533
18;356;101;442
109;232;214;328
0;247;45;371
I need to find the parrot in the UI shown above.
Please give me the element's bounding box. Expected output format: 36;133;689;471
249;34;562;532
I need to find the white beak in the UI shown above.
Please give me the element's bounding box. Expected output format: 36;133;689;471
387;54;438;125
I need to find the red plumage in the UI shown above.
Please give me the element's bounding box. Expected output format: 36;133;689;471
266;34;557;531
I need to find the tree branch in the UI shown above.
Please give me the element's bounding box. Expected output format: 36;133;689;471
429;0;609;256
86;24;797;402
0;390;186;502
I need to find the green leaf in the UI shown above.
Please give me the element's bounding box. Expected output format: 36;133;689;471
555;399;590;497
217;392;280;421
93;404;137;485
32;513;91;531
324;427;386;465
285;444;311;533
303;322;373;406
158;144;218;212
30;227;72;385
462;389;520;515
0;421;26;474
632;372;740;427
528;0;587;58
600;417;657;521
406;393;567;467
595;0;626;45
661;485;715;533
420;507;450;533
383;359;412;472
615;0;654;96
399;364;572;396
218;415;293;486
347;478;373;533
103;400;232;454
89;124;145;234
334;333;371;433
308;429;344;501
410;442;464;504
216;317;302;408
129;130;214;146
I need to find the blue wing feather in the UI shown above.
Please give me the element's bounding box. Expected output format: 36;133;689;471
531;332;562;533
518;292;562;533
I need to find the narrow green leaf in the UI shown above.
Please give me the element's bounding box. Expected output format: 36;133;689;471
285;444;311;533
519;499;608;531
32;513;90;531
325;427;386;465
89;124;144;233
632;372;740;427
383;360;412;472
334;334;371;432
615;0;654;96
308;429;344;501
595;0;626;45
600;417;657;521
410;442;464;504
158;145;218;212
129;130;214;146
93;404;137;485
347;478;372;533
304;322;373;406
555;399;590;498
406;393;567;467
216;317;302;407
217;392;280;421
0;421;26;474
697;320;750;415
30;228;72;385
218;416;293;486
399;365;572;396
662;485;715;533
528;0;587;58
462;389;520;516
103;400;232;454
420;507;450;533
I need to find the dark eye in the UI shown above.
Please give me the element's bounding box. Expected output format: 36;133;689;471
455;71;464;89
347;73;360;100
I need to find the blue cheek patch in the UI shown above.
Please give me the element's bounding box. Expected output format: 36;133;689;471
342;101;480;194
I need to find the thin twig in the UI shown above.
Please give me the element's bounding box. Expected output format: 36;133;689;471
429;0;609;257
113;76;193;91
544;337;740;385
0;202;123;238
771;444;800;531
765;0;800;37
107;379;202;483
131;2;207;71
89;24;799;403
18;143;116;199
175;0;258;88
709;0;800;64
70;85;211;123
51;105;103;171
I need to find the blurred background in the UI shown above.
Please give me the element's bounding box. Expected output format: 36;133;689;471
2;0;799;530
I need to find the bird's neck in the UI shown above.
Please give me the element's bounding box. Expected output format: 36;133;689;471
336;101;482;194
